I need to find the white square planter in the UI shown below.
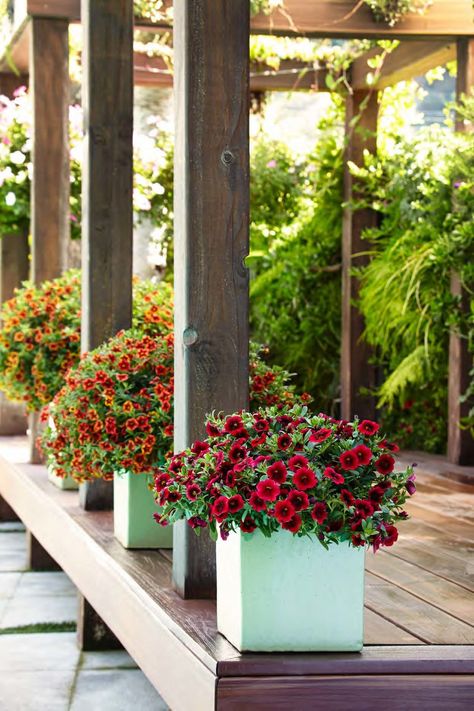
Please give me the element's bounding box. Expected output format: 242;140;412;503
113;472;173;549
216;529;365;652
47;467;79;491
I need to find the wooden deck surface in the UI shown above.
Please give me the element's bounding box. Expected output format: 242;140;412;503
0;437;472;647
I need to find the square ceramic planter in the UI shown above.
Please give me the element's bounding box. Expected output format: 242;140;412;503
47;467;79;491
216;529;365;652
113;472;173;549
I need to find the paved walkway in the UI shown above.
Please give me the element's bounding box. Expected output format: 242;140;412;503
0;523;167;711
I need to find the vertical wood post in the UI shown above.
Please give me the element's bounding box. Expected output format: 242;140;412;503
448;39;474;465
341;89;378;422
29;18;70;464
26;531;61;571
79;0;133;509
77;596;122;651
173;0;250;599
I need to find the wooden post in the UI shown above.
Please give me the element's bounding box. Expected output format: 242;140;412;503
341;88;378;422
26;531;61;571
0;74;29;442
29;18;70;464
173;0;250;599
448;39;474;465
77;596;122;651
79;0;133;510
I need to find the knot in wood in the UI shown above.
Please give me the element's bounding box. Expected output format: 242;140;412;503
221;150;235;166
183;327;198;347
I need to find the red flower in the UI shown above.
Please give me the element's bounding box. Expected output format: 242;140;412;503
267;461;288;483
229;442;247;463
380;439;400;453
358;420;380;436
253;418;269;433
277;433;292;450
353;444;372;466
311;502;328;524
186;483;201;501
240;517;257;533
249;492;267;511
206;422;221;437
323;467;345;485
375;453;395;476
228;494;245;513
340;489;355;507
191;440;210;457
155;472;170;492
288;490;309;511
282;513;302;533
288;454;308;471
355;499;374;519
293;467;317;491
274;499;296;523
224;415;243;433
211;496;229;520
339;450;359;471
351;535;365;548
309;428;332;444
382;525;398;546
368;486;385;504
256;478;280;501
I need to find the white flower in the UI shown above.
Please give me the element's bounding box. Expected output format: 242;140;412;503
133;190;151;212
152;182;165;196
10;150;26;165
5;192;16;206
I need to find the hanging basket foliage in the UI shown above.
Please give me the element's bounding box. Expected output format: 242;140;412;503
364;0;432;27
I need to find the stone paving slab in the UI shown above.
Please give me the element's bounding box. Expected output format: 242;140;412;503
0;591;77;629
0;669;76;711
81;649;137;670
14;571;76;598
0;532;27;572
0;633;80;672
70;669;168;711
0;571;21;598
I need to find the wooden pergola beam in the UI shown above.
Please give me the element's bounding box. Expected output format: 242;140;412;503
23;0;474;38
352;40;456;90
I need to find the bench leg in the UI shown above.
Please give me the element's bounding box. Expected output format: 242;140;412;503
77;595;123;651
0;494;20;523
26;531;61;571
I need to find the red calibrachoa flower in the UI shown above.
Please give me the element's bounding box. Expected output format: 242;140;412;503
358;420;380;436
375;453;395;476
40;331;311;483
155;406;415;549
0;270;174;412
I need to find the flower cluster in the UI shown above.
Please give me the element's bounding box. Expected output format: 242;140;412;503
249;344;312;410
0;270;173;411
40;330;175;481
40;334;310;482
154;406;415;550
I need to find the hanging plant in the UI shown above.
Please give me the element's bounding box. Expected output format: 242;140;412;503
364;0;432;27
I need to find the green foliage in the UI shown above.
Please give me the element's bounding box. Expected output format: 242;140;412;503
356;98;474;452
250;104;344;411
365;0;432;27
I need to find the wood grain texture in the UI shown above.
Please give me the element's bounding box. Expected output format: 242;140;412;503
79;0;133;512
341;89;378;422
172;0;250;599
80;0;133;353
216;675;474;710
30;17;69;284
250;0;474;38
26;0;474;38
